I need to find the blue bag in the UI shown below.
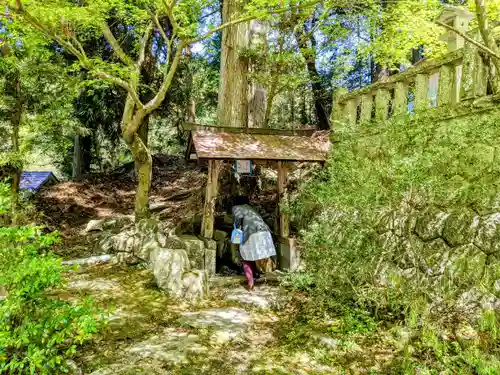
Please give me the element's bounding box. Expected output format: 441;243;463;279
231;224;244;245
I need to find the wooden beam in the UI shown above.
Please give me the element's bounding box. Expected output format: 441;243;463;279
202;160;222;239
182;122;316;136
277;161;290;238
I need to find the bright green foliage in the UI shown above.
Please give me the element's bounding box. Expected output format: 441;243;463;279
0;217;105;373
363;0;447;69
290;108;500;371
0;183;12;215
0;19;78;177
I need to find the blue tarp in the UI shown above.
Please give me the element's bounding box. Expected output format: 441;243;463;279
20;172;57;192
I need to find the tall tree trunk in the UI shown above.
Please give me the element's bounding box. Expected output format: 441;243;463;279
10;76;22;224
263;72;279;128
130;131;152;220
300;93;308;124
73;135;92;180
73;135;83;179
185;45;197;123
121;94;152;220
138;117;149;147
295;19;330;130
217;0;249;128
247;20;268;128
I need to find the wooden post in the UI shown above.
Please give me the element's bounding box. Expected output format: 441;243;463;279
374;88;390;121
428;72;439;108
461;34;480;100
453;64;462;104
277;161;289;238
437;64;453;107
202;159;222;239
331;88;348;129
393;82;408;116
474;53;487;97
343;99;357;126
415;74;429;111
360;93;373;122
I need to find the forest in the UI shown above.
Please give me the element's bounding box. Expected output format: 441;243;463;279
1;0;500;374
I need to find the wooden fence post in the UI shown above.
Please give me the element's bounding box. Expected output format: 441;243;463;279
437;64;453;107
202;160;222;239
360;94;373;122
393;82;408;116
415;74;429;111
277;161;289;238
374;89;390;121
343;99;357;126
331;88;348;129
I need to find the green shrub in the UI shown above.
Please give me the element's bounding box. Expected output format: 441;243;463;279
289;109;500;370
0;225;105;374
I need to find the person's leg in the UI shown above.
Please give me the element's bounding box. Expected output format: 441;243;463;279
250;260;260;278
242;261;254;290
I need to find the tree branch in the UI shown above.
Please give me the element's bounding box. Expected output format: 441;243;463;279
143;40;185;116
94;71;142;106
152;12;170;45
137;22;154;71
102;23;136;66
475;0;500;56
166;2;181;36
436;20;500;60
13;1;144;108
149;12;173;74
188;0;321;45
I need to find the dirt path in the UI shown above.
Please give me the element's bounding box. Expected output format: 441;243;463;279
65;263;342;375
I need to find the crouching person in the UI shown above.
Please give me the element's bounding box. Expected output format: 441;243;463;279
231;196;276;291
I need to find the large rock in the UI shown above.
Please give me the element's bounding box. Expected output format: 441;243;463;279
442;210;479;247
90;217;210;301
84;215;134;234
174;215;202;236
150;248;190;297
415;207;450;241
204;248;217;276
178;307;251;344
420;238;452;277
474;213;500;255
178;235;205;269
181;270;209;302
149;248;208;301
96;218;168;264
447;244;487;288
393;235;423;270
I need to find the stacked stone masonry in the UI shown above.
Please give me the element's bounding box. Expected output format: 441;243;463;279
376;199;500;308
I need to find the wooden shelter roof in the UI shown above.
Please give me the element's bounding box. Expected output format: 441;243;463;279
188;130;330;162
182;122;317;136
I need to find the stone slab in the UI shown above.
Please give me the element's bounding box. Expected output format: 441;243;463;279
225;285;279;310
178;307;251;344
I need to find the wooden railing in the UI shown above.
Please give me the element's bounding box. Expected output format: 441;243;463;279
332;31;492;127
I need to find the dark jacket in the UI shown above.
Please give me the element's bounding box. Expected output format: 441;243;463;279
232;204;270;244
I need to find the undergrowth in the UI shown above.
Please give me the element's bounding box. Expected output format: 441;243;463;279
287;109;500;373
0;184;106;374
